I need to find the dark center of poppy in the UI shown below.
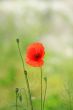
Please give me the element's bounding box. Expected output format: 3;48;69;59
34;54;41;60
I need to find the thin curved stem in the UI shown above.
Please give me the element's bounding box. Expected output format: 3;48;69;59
24;71;33;110
17;42;25;70
43;78;47;110
16;92;18;110
16;88;19;110
40;67;43;110
63;81;72;110
16;40;33;110
20;88;28;109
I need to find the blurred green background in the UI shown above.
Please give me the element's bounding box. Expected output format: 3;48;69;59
0;0;73;110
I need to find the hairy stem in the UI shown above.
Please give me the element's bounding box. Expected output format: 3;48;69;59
63;81;72;110
24;71;33;110
21;88;28;109
40;67;43;110
16;93;18;110
16;88;19;110
16;39;33;110
43;78;47;110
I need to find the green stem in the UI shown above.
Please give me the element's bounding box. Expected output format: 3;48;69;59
16;93;18;110
21;88;28;109
24;71;33;110
17;40;25;70
40;67;43;110
16;40;33;110
16;88;19;110
63;81;72;110
43;78;47;110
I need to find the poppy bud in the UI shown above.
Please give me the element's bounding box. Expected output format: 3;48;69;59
16;88;19;93
24;70;27;75
16;38;19;43
44;77;47;82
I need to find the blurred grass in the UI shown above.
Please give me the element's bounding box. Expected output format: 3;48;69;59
0;1;73;110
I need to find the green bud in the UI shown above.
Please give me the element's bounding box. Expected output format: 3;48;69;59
16;38;19;43
44;77;47;81
16;88;19;93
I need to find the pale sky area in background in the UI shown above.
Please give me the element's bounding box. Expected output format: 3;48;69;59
0;0;73;57
0;1;72;13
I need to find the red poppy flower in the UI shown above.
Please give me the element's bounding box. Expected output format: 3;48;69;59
26;42;45;67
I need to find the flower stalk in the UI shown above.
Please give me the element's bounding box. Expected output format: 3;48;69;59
15;88;19;110
43;77;47;110
20;88;28;109
16;38;33;110
40;67;43;110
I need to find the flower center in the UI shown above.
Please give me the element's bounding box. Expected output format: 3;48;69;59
34;54;41;60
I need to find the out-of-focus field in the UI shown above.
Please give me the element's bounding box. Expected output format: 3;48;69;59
0;1;73;110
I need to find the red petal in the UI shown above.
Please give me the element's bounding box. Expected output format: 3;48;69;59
26;57;44;67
